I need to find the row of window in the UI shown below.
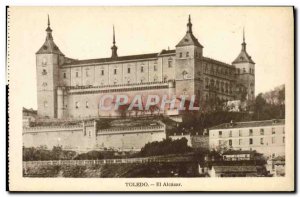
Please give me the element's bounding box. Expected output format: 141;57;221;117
204;64;235;77
178;51;202;58
236;68;255;75
205;78;233;94
221;136;285;146
62;64;171;79
218;127;285;137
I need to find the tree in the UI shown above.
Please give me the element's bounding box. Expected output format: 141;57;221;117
253;93;267;120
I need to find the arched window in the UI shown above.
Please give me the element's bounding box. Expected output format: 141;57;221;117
204;65;208;73
205;78;209;89
75;102;79;109
216;81;220;91
182;70;188;79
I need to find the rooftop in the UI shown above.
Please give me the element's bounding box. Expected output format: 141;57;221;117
62;50;175;66
209;119;285;130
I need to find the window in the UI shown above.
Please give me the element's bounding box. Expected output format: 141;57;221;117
114;69;117;75
219;131;222;137
249;138;253;145
260;138;264;145
186;52;189;57
239;139;242;145
272;137;275;144
283;127;285;134
63;73;66;78
283;137;285;144
127;67;131;74
154;65;157;71
76;72;79;78
229;130;232;137
249;129;253;136
42;58;47;65
179;52;182;58
101;70;104;76
168;60;172;68
75;102;79;109
205;78;209;89
42;69;47;75
239;130;242;137
141;66;144;73
163;75;168;81
260;128;264;135
229;139;232;146
243;68;246;73
272;128;276;134
86;101;89;108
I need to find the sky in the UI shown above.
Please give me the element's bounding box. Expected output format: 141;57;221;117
8;7;293;109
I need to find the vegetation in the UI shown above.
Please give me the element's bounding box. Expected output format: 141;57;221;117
23;146;76;161
138;138;192;157
166;85;285;135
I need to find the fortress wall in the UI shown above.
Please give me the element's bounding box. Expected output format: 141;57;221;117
23;124;96;150
22;121;166;151
96;129;166;150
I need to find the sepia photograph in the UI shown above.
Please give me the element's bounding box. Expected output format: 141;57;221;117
7;6;294;191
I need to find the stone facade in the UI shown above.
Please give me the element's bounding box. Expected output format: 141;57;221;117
35;15;256;119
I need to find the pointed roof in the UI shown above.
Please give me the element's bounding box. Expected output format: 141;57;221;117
111;25;118;58
36;15;64;55
232;28;254;64
176;15;203;48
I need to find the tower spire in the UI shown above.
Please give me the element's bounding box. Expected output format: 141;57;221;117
242;27;246;51
48;14;50;27
187;14;193;33
46;14;53;40
113;25;116;45
243;27;245;43
111;25;118;58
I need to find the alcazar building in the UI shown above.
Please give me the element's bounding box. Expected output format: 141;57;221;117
22;15;256;151
35;15;255;119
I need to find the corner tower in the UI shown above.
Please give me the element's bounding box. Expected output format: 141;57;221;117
232;29;255;101
36;15;65;118
175;15;203;101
